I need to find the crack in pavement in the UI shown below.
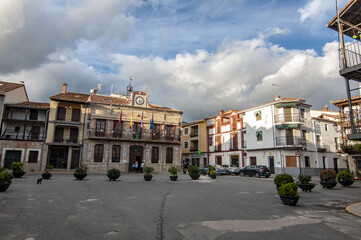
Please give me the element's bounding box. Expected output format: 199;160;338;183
156;189;172;240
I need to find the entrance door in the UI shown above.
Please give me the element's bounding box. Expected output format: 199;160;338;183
4;150;22;169
71;149;80;169
129;145;143;172
231;155;239;167
48;146;69;169
269;156;275;174
203;158;207;167
250;157;257;165
192;158;200;166
333;158;338;173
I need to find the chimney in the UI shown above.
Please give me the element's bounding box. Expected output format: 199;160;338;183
220;109;224;115
275;95;281;101
93;88;97;95
62;82;67;93
323;106;328;111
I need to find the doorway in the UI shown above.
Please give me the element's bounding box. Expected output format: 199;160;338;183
71;149;80;169
333;158;338;173
48;146;69;169
231;155;239;167
129;145;143;172
269;156;275;174
4;150;22;169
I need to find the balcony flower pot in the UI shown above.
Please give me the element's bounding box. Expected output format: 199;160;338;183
210;171;217;179
144;175;153;181
338;180;354;187
189;174;200;180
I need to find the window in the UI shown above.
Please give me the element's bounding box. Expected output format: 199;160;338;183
54;127;64;142
94;144;104;162
71;108;80;122
302;130;307;141
56;107;66;121
300;108;305;120
191;126;198;137
256;131;262;141
255;111;262;121
209;137;213;146
184;141;188;149
231;115;237;130
166;148;173;163
316;135;321;144
95;119;106;137
69;128;78;143
113;121;122;138
250;157;257;165
112;145;121;162
230;133;238;150
215;136;222;151
28;151;38;163
325;124;328;131
216;156;222;165
184;128;189;135
166;125;174;140
335;138;339;150
152;124;160;140
30;109;38;120
30;126;40;140
151;147;159;163
305;156;310;168
216;120;221;133
15;126;20;132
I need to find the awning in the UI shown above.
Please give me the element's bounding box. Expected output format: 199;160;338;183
275;103;297;108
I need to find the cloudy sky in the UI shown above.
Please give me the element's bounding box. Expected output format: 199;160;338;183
0;0;354;121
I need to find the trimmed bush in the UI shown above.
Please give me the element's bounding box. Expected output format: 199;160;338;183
337;170;353;182
168;166;178;176
320;169;336;183
278;183;298;196
144;166;154;176
274;174;294;188
107;168;121;181
0;171;13;184
11;162;24;172
188;165;199;175
200;168;206;175
298;174;311;184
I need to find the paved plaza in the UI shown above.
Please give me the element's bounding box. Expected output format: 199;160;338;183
0;173;361;240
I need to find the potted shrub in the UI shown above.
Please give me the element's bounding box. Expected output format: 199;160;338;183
188;165;200;180
144;166;154;181
278;182;300;206
107;168;121;181
168;166;178;181
207;165;216;175
0;170;13;192
209;170;217;179
337;170;354;187
274;174;294;189
42;164;53;180
200;168;206;176
74;165;87;180
320;169;337;189
11;162;25;178
297;174;316;192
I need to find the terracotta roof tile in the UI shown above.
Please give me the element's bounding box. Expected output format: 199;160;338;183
90;94;130;105
6;101;50;109
50;92;90;103
332;95;361;105
0;81;24;92
133;91;147;95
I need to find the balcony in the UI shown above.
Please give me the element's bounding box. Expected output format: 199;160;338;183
316;144;330;152
274;113;304;125
190;147;198;152
339;41;361;81
53;138;79;145
214;146;222;152
276;136;306;147
1;130;45;141
190;132;198;137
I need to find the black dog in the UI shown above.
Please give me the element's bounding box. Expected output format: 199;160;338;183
37;178;42;184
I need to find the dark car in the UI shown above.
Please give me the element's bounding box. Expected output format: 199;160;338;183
239;165;271;178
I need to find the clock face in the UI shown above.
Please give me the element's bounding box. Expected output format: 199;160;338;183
135;96;144;105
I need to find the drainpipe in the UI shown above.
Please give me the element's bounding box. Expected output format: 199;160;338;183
313;119;320;175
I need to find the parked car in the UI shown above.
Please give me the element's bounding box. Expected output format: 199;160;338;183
222;164;241;175
200;165;228;175
239;165;271;178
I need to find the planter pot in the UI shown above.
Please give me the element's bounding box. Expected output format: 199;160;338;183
42;173;52;180
13;171;25;178
279;195;300;206
169;176;178;181
0;183;10;192
189;174;200;180
210;175;217;179
144;175;153;181
338;180;354;187
320;181;337;189
74;173;87;180
297;183;316;192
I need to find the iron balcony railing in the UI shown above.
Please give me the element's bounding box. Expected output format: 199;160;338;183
276;136;306;147
274;113;305;124
339;41;361;70
340;110;361;133
316;144;330;152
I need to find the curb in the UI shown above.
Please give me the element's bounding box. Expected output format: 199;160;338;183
345;202;361;218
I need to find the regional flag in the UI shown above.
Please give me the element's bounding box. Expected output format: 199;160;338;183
118;111;122;127
150;113;154;130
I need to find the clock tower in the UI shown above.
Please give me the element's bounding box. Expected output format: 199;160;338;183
132;91;148;107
